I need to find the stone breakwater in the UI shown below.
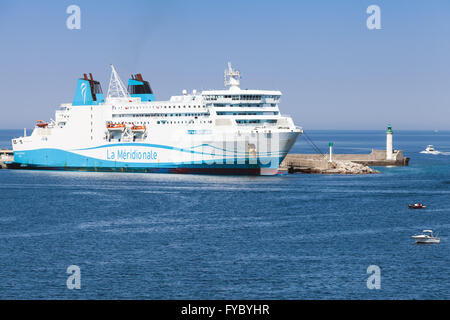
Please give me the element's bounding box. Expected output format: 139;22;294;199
280;150;409;174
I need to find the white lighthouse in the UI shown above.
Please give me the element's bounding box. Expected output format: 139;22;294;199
386;124;394;160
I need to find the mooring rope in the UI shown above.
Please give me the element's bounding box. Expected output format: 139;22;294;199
302;131;327;159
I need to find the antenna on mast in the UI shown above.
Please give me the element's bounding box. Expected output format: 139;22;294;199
224;62;241;90
107;64;130;100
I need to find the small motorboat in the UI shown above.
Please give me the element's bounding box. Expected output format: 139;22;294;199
420;145;440;155
36;120;48;128
412;230;440;244
408;203;426;209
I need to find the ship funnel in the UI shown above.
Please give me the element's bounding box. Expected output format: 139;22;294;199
72;73;105;106
128;73;155;101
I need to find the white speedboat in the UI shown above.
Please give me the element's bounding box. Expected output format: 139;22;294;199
420;145;440;155
412;230;440;244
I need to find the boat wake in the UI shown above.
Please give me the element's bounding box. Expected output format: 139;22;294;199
420;150;450;155
420;150;440;155
420;145;450;155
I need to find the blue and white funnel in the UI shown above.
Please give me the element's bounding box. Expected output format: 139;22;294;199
72;73;105;106
127;73;155;102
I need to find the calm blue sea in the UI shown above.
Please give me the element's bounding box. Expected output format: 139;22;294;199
0;129;449;299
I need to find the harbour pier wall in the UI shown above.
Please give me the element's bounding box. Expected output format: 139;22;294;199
280;149;409;174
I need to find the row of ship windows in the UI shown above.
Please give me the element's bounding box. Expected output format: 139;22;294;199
112;105;204;110
212;104;277;108
156;120;213;125
216;111;279;116
113;113;209;118
236;120;277;124
109;120;213;125
204;95;280;101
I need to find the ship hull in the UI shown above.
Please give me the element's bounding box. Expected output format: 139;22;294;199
13;131;300;175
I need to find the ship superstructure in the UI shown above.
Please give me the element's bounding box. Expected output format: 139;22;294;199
12;63;302;175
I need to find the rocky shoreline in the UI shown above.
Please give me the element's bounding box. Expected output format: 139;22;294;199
321;160;380;174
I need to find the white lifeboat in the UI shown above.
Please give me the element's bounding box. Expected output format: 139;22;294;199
131;125;146;133
107;123;126;131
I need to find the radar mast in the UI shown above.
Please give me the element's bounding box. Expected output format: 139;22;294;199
224;62;241;91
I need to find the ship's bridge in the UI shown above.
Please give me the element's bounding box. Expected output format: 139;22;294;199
203;62;282;109
196;63;287;128
201;90;284;128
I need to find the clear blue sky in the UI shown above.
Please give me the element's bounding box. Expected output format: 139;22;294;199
0;0;449;130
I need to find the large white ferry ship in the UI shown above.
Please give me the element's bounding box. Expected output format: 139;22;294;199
12;63;302;175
